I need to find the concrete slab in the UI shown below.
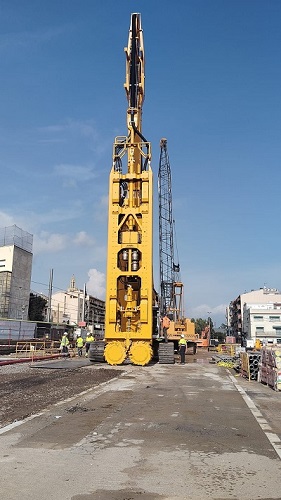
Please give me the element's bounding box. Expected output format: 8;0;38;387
30;358;91;369
2;358;281;500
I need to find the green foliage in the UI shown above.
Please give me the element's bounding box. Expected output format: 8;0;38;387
216;324;227;342
191;317;209;335
28;293;47;322
216;330;226;342
191;318;227;342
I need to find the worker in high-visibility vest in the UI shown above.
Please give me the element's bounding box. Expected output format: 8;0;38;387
178;334;187;365
76;334;84;357
60;332;70;355
85;333;94;357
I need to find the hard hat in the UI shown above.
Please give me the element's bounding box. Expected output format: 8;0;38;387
181;334;185;338
63;332;68;336
77;332;81;336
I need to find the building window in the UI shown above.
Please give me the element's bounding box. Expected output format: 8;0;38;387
255;327;264;334
253;316;263;320
269;316;280;321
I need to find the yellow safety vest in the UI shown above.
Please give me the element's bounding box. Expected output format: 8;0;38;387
76;337;84;348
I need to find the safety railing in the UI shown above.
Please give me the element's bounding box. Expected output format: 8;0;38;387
216;344;240;357
15;341;61;358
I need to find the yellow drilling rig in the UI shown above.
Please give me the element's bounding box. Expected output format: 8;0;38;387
89;13;158;366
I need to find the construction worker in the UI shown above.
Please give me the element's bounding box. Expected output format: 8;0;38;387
85;332;94;357
178;334;187;364
162;315;170;342
76;333;84;357
60;332;70;355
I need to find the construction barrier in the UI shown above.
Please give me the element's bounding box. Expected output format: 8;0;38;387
216;343;241;357
15;341;61;359
0;341;81;366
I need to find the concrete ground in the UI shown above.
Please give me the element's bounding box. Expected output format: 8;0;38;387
0;351;281;500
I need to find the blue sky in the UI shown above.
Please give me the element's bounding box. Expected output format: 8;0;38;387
0;0;280;327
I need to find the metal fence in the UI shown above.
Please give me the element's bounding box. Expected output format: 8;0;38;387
0;225;33;253
0;320;36;342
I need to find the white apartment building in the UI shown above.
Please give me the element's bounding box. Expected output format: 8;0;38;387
51;276;105;333
243;303;281;346
228;287;281;342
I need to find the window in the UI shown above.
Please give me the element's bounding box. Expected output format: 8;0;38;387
253;315;263;320
269;316;280;321
255;327;264;333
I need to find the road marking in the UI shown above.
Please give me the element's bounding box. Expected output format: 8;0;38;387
0;412;44;435
229;373;281;460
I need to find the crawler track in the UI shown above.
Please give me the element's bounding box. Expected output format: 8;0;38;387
89;340;105;362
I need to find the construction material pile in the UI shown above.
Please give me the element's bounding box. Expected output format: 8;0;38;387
240;351;261;381
260;347;281;391
211;354;239;370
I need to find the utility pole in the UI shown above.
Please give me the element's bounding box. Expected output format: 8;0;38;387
207;311;212;347
82;283;87;323
77;291;80;325
47;269;53;322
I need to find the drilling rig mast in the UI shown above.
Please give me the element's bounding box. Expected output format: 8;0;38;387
90;13;156;366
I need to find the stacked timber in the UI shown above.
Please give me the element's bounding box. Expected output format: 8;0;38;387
240;351;261;381
260;347;281;391
158;343;175;364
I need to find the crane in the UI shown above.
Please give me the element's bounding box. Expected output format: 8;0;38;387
158;139;197;362
90;13;157;366
158;138;182;322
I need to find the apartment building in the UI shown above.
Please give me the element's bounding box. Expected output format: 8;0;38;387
243;304;281;346
51;276;105;333
0;225;33;320
228;287;281;344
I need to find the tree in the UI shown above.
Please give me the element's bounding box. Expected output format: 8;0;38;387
191;318;209;336
216;329;226;343
28;293;47;322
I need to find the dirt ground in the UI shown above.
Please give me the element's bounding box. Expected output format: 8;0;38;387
0;360;122;427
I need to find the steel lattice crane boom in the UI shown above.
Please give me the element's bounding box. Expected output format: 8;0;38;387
158;138;174;317
158;139;197;357
158;138;183;323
